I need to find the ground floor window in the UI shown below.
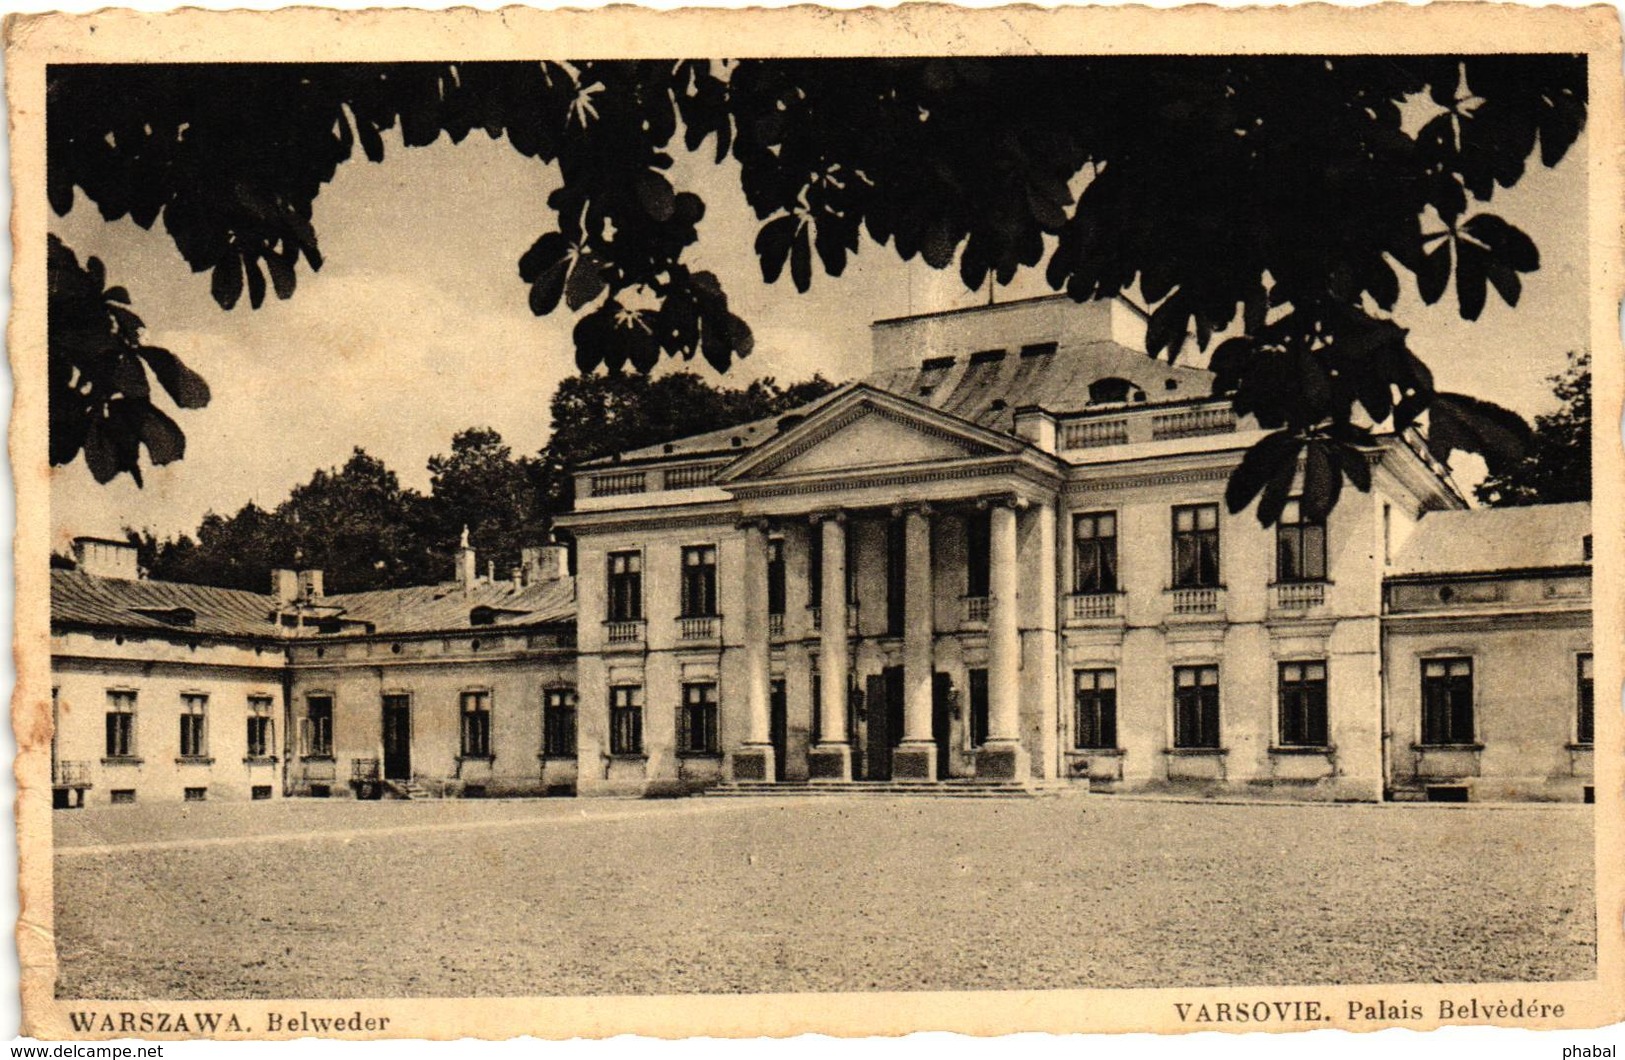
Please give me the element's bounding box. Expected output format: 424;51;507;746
1173;665;1221;749
1421;658;1474;746
105;690;136;758
179;694;209;758
303;695;333;757
1278;661;1329;747
460;690;492;758
1577;653;1594;746
251;785;273;800
610;685;644;755
183;787;207;802
679;682;719;755
110;789;135;805
1074;669;1117;749
968;669;990;748
247;695;274;758
543;688;578;757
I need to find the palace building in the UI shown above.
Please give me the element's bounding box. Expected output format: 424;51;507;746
49;296;1595;806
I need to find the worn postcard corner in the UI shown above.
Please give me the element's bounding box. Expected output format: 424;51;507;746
7;0;1625;1042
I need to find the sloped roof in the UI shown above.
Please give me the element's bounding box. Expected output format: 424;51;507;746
1390;502;1592;577
52;569;576;639
589;384;857;465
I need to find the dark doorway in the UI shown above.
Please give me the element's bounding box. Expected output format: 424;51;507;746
769;679;788;782
863;666;905;780
382;695;411;780
932;672;953;779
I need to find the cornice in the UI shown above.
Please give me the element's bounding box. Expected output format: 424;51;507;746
1064;464;1233;493
553;501;741;534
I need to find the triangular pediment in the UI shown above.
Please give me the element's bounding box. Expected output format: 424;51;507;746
718;386;1023;483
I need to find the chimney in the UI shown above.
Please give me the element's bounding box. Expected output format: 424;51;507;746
1011;406;1057;454
72;537;140;581
456;525;477;593
511;566;524;592
271;569;299;604
486;560;496;584
523;543;569;584
297;570;324;601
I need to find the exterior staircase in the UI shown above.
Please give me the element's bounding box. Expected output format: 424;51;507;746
383;777;431;800
707;779;1076;799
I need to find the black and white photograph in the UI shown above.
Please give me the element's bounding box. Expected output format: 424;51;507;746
12;3;1622;1040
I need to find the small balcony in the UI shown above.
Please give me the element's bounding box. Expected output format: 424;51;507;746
604;619;646;648
1167;587;1224;616
53;760;91;788
961;595;990;627
678;615;720;642
768;612;785;639
350;757;381;783
1271;581;1327;612
1066;592;1122;623
808;605;860;634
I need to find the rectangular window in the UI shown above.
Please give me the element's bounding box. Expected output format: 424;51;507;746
811;671;823;745
1421;658;1475;746
1277;499;1328;583
885;518;906;635
110;789;135;805
965;512;992;598
680;545;718;618
610;685;644;755
1073;512;1119;593
1173;665;1221;749
179;694;208;758
460;690;492;758
1577;653;1594;746
1074;669;1118;749
1278;661;1329;747
846;529;859;605
246;695;274;758
969;668;990;749
1172;504;1221;589
105;690;136;758
543;688;578;758
184;786;207;802
678;682;719;756
251;785;273;801
607;551;643;622
767;538;786;616
304;695;333;757
808;532;824;608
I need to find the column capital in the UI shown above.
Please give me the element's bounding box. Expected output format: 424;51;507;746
735;516;773;534
890;502;934;519
976;493;1027;512
809;510;847;526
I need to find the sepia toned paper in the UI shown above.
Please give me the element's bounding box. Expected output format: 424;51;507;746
8;2;1625;1041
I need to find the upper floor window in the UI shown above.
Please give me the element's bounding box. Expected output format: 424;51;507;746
766;538;786;616
965;511;992;598
1278;661;1329;747
968;668;990;749
179;694;209;758
1277;499;1327;583
460;690;492;758
681;545;718;618
105;690;136;759
610;685;644;755
1074;668;1118;750
607;551;643;622
247;695;274;758
1173;665;1221;749
543;688;577;758
303;695;333;757
678;682;720;756
1421;658;1474;746
1073;512;1118;594
1172;504;1221;589
1577;653;1594;746
885;519;906;635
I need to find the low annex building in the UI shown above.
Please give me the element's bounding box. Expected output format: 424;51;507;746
50;296;1594;805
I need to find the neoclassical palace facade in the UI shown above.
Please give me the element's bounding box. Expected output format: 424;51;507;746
49;296;1595;806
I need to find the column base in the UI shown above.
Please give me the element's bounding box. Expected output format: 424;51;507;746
727;743;777;783
806;743;852;782
892;740;938;782
976;740;1029;782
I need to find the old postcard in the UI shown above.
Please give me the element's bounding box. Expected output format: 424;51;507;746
8;1;1623;1041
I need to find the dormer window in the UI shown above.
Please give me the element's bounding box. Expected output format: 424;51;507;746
1583;534;1593;562
1019;341;1058;358
470;606;498;627
969;348;1007;365
132;606;196;627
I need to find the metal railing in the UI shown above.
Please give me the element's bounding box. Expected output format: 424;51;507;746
53;760;90;787
768;612;785;637
962;596;990;625
1273;582;1327;611
1169;587;1222;614
1061;418;1130;449
1152;406;1237;440
351;757;381;782
1067;593;1121;621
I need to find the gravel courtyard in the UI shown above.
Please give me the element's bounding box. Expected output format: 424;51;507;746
54;796;1595;998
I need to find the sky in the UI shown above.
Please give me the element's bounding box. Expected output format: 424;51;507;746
48;88;1589;548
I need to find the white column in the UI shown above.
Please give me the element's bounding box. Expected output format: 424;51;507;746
902;506;935;743
741;520;772;747
809;513;853;782
982;499;1027;781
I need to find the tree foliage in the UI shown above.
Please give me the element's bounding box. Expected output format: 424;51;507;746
125;372;838;590
48;57;1585;517
1475;352;1590;506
